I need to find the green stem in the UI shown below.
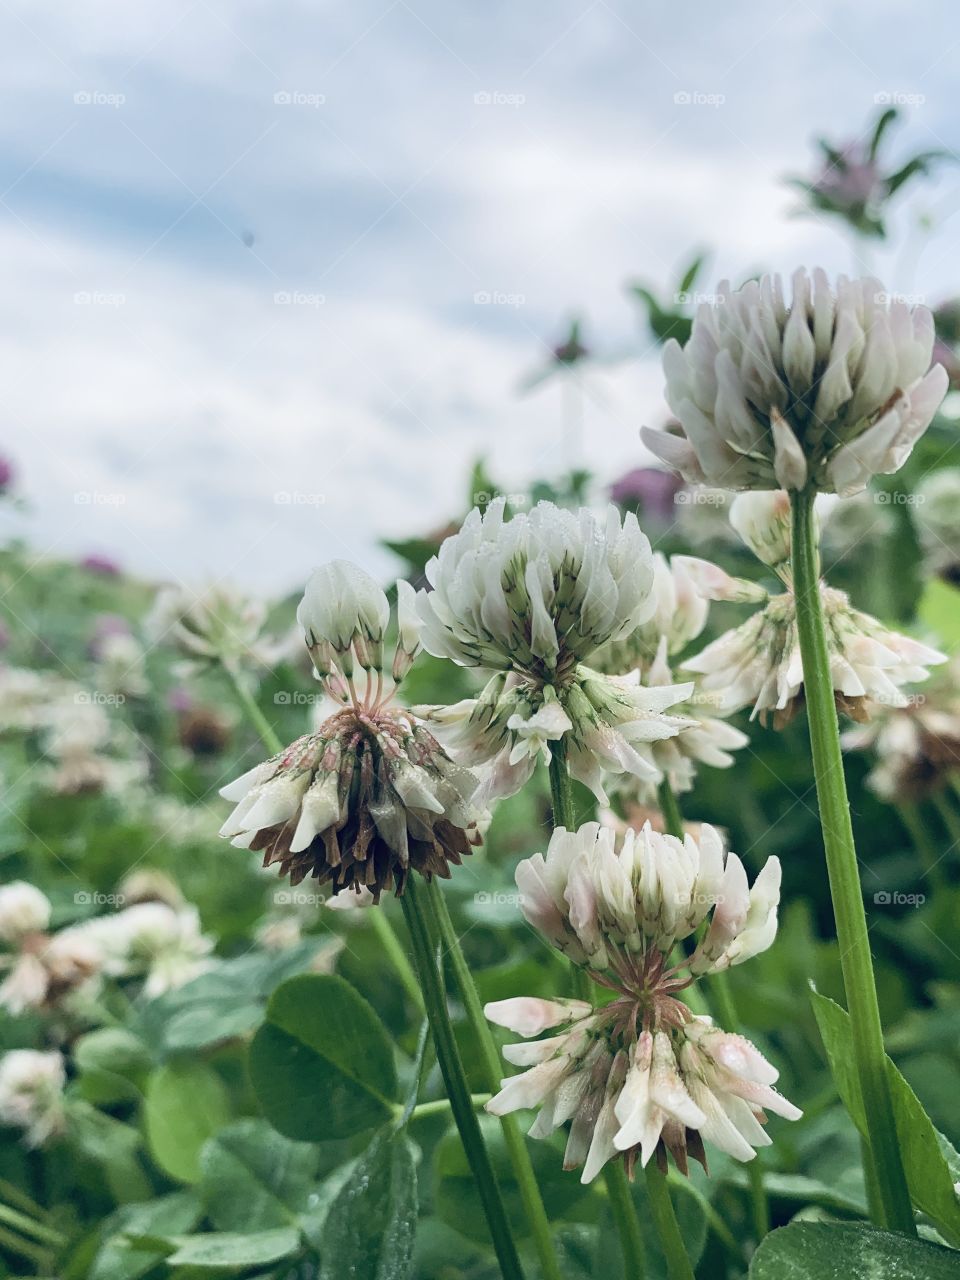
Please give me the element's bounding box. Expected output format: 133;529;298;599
603;1162;647;1279
932;790;960;857
429;882;564;1280
408;1093;490;1121
548;739;576;829
656;778;684;839
225;662;283;755
368;907;425;1013
0;1202;64;1246
896;802;946;894
643;1164;695;1280
0;1222;48;1265
400;878;524;1280
658;779;770;1242
791;487;915;1235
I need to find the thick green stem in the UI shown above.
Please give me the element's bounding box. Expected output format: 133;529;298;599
548;738;576;829
603;1163;647;1278
791;487;915;1235
658;778;770;1241
656;778;685;839
643;1164;695;1280
429;882;564;1280
401;879;524;1280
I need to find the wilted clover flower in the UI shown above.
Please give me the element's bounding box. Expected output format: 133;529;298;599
485;822;798;1181
0;1050;66;1147
220;563;481;902
641;270;947;496
415;500;694;803
678;492;946;728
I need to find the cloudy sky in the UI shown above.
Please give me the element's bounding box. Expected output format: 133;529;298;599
1;0;959;591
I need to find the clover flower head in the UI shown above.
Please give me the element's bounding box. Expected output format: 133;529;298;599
676;495;947;728
486;821;797;1180
0;1050;66;1147
147;582;274;672
221;564;481;901
842;657;960;801
641;270;947;496
0;882;50;944
414;501;695;803
416;498;658;678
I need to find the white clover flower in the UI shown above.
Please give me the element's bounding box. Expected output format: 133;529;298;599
0;1050;67;1147
679;563;946;729
416;499;658;675
146;582;275;672
221;566;482;901
641;270;947;496
414;500;694;803
79;903;212;997
842;657;960;801
675;494;947;729
298;561;391;677
0;882;51;944
485;822;797;1181
515;821;780;975
915;467;960;579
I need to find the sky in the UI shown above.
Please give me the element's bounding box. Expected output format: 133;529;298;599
1;0;959;592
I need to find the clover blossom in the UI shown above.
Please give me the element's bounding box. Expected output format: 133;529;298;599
414;500;695;803
677;492;946;728
220;565;482;901
641;270;947;496
485;822;798;1181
